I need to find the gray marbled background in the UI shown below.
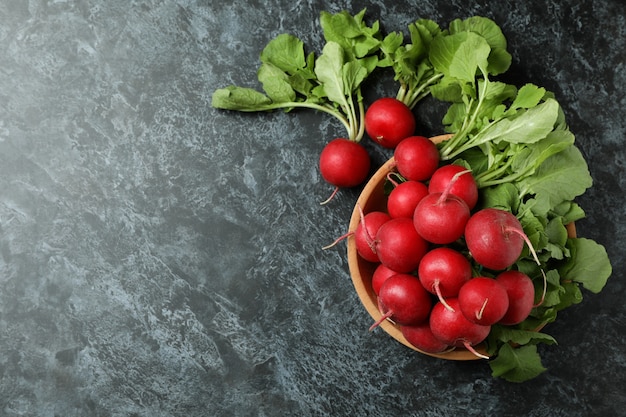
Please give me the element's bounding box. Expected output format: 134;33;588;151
0;1;624;416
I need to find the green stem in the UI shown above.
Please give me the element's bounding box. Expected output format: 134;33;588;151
478;168;531;188
238;101;352;137
396;82;408;104
405;73;445;110
440;74;491;161
354;91;366;142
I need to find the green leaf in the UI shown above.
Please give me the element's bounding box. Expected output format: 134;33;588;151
541;269;566;307
490;344;547;382
211;86;272;111
510;129;575;174
545;217;568;248
314;41;348;106
320;8;382;59
519;145;593;215
260;33;307;75
430;31;491;83
342;60;368;95
431;76;464;102
491;326;558;346
477;98;560;146
510;84;547;110
448;16;512;74
551;201;586;225
479;182;520;211
558;238;612;293
554;281;583;310
257;62;296;103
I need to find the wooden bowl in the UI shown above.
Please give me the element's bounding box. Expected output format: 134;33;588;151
347;134;576;360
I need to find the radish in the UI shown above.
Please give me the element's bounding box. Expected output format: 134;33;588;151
322;205;390;263
429;298;491;359
371;264;400;295
495;270;536;325
428;164;479;210
375;217;429;273
353;211;391;263
418;247;472;311
401;322;450;354
369;273;432;331
364;98;416;149
458;277;510;326
413;170;471;244
319;138;371;204
387;179;429;219
393;135;440;181
465;208;535;271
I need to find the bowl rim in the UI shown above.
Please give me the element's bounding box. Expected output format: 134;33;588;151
346;134;576;361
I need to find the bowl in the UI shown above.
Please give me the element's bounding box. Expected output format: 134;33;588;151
347;134;577;360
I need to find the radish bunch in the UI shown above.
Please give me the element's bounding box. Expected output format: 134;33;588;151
356;136;541;359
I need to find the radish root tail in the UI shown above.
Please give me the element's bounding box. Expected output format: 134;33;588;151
505;226;548;307
369;310;393;332
476;298;488;321
434;281;455;312
321;231;354;250
320;186;340;205
436;168;472;205
463;341;490;360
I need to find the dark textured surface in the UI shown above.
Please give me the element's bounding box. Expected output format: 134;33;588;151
0;1;625;416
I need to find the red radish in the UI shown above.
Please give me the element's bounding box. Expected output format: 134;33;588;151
418;247;472;311
401;322;450;354
322;205;390;263
387;180;429;219
364;98;416;149
369;274;432;331
353;211;391;263
319;138;370;204
464;208;536;271
375;217;429;273
496;270;536;325
428;164;478;210
458;277;510;326
372;264;400;295
393;135;440;181
429;298;491;359
413;169;471;244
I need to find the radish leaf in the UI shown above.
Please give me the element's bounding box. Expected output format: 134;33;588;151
559;238;612;293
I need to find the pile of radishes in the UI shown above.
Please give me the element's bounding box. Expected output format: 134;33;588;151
346;101;545;359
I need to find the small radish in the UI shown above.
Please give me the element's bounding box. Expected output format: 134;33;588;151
458;277;510;326
429;298;491;359
413;169;471;244
465;208;533;271
375;217;429;273
401;322;450;354
364;98;416;149
353;211;391;263
322;206;390;263
387;179;429;219
495;270;536;325
372;264;400;295
418;247;472;311
369;274;432;331
428;164;478;210
319;138;370;204
393;135;440;181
